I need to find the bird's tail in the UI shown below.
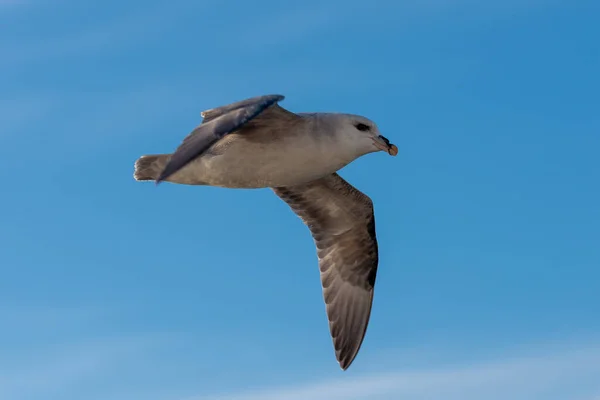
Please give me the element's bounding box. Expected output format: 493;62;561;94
133;154;169;181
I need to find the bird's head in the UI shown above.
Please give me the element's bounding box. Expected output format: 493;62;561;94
331;114;397;158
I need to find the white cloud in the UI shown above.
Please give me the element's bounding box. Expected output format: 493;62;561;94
190;340;600;400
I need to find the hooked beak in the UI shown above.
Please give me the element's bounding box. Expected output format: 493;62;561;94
372;135;398;156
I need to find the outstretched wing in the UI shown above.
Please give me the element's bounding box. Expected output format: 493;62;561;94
156;94;288;184
272;173;379;370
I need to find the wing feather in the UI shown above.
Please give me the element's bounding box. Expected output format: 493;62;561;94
272;173;379;370
156;94;288;184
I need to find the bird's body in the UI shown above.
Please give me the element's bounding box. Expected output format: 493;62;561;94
136;110;387;188
133;94;397;370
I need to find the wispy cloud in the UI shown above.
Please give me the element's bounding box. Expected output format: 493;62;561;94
0;335;161;396
1;1;208;69
0;94;56;139
0;305;181;400
3;15;155;67
0;0;25;7
191;340;600;400
199;0;565;72
229;5;338;51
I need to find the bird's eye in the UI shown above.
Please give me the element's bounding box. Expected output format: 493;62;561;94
355;123;370;132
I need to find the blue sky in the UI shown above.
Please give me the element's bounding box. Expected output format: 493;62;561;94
1;0;599;399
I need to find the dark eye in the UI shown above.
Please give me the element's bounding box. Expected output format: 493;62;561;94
355;123;370;132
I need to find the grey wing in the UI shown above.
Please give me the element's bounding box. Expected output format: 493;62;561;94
156;94;286;184
200;94;285;123
272;173;379;370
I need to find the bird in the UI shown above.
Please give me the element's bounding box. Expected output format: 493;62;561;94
133;94;397;370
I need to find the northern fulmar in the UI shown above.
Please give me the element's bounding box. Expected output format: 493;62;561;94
133;94;397;370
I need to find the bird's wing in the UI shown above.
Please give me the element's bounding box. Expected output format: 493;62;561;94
272;173;379;370
156;94;297;183
200;95;294;123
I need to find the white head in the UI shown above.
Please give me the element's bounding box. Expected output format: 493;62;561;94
318;113;398;159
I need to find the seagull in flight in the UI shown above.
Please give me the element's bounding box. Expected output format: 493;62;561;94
133;94;398;370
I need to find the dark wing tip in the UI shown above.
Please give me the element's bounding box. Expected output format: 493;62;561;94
335;331;367;371
268;94;285;101
251;94;285;115
325;286;375;372
156;164;176;184
339;358;352;371
261;94;285;102
200;94;285;121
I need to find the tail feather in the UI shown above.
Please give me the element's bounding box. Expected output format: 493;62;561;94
133;154;169;181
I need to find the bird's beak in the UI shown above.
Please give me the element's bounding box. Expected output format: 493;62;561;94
372;135;398;156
